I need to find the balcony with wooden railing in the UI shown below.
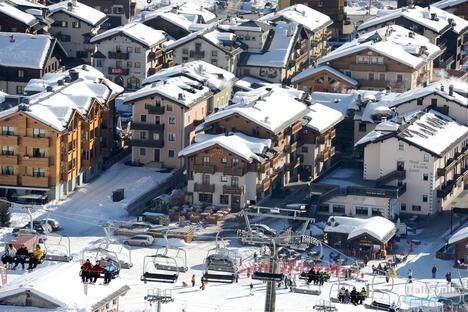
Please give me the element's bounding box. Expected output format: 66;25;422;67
146;105;165;115
130;139;164;148
21;156;51;167
223;185;244;195
193;164;215;174
349;63;387;72
108;51;129;60
131;122;164;131
194;183;215;193
0;175;17;185
21;175;49;188
0;135;18;145
0;154;18;165
22;136;50;148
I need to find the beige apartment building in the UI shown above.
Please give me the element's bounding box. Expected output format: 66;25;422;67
91;22;168;90
179;86;343;209
124;61;236;169
0;65;123;203
356;110;468;215
48;0;107;64
318;25;442;92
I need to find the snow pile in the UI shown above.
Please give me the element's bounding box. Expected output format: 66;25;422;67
179;132;272;163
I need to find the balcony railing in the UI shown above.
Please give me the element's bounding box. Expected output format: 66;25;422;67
131;122;164;131
21;156;50;167
108;51;129;60
0;175;18;185
194;183;215;193
146;105;165;115
22;136;50;148
223;167;245;176
376;169;406;186
223;185;244;195
0;135;18;145
21;175;49;188
0;155;18;165
130;139;164;148
189;51;205;58
193;164;215;174
437;180;455;199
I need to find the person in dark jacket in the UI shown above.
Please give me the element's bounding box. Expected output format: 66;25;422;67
91;261;104;283
12;246;29;270
446;272;452;284
350;287;359;305
81;259;93;283
432;266;437;278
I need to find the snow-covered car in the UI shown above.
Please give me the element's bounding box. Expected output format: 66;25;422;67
16;221;51;234
123;234;154;247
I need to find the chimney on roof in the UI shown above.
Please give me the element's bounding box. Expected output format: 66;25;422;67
407;0;414;8
449;85;454;96
408;31;415;38
9;35;14;43
67;1;73;11
46;85;53;92
178;93;185;100
430;13;437;21
69;69;79;81
440;85;444;92
57;79;64;86
72;0;77;7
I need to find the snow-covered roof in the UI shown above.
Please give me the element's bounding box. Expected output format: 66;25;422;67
358;5;468;34
0;32;53;69
48;0;107;26
319;25;441;69
291;65;359;86
143;60;236;91
448;226;468;244
91;23;167;47
259;4;332;33
311;92;360;116
245;22;298;68
0;65;123;132
305;103;344;134
356;110;468;156
198;86;310;134
179;132;273;163
0;2;37;26
432;0;468;9
234;76;274;91
324;216;396;243
124;76;212;107
0;262;130;311
8;0;46;9
135;2;216;24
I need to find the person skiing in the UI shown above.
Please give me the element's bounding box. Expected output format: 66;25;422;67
12;246;28;270
191;274;196;287
407;269;413;283
80;259;93;283
249;282;254;295
432;265;437;278
28;245;44;271
91;260;104;284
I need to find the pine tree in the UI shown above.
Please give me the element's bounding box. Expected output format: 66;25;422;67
0;204;11;227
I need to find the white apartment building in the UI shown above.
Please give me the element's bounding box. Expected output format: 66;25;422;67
48;0;107;63
90;22;168;90
356;110;468;215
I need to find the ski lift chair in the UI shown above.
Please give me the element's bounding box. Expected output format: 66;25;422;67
367;289;393;311
154;246;188;273
98;239;133;269
43;233;72;262
80;247;122;278
141;254;179;283
203;252;236;283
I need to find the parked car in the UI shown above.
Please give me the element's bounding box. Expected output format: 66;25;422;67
15;222;51;234
123;234;154;247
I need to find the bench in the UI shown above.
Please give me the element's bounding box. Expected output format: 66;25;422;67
203;273;235;283
313;300;337;312
252;272;284;282
141;272;178;283
294;288;321;295
365;301;390;311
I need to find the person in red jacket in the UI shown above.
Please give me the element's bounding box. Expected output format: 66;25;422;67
81;259;93;283
91;260;104;283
